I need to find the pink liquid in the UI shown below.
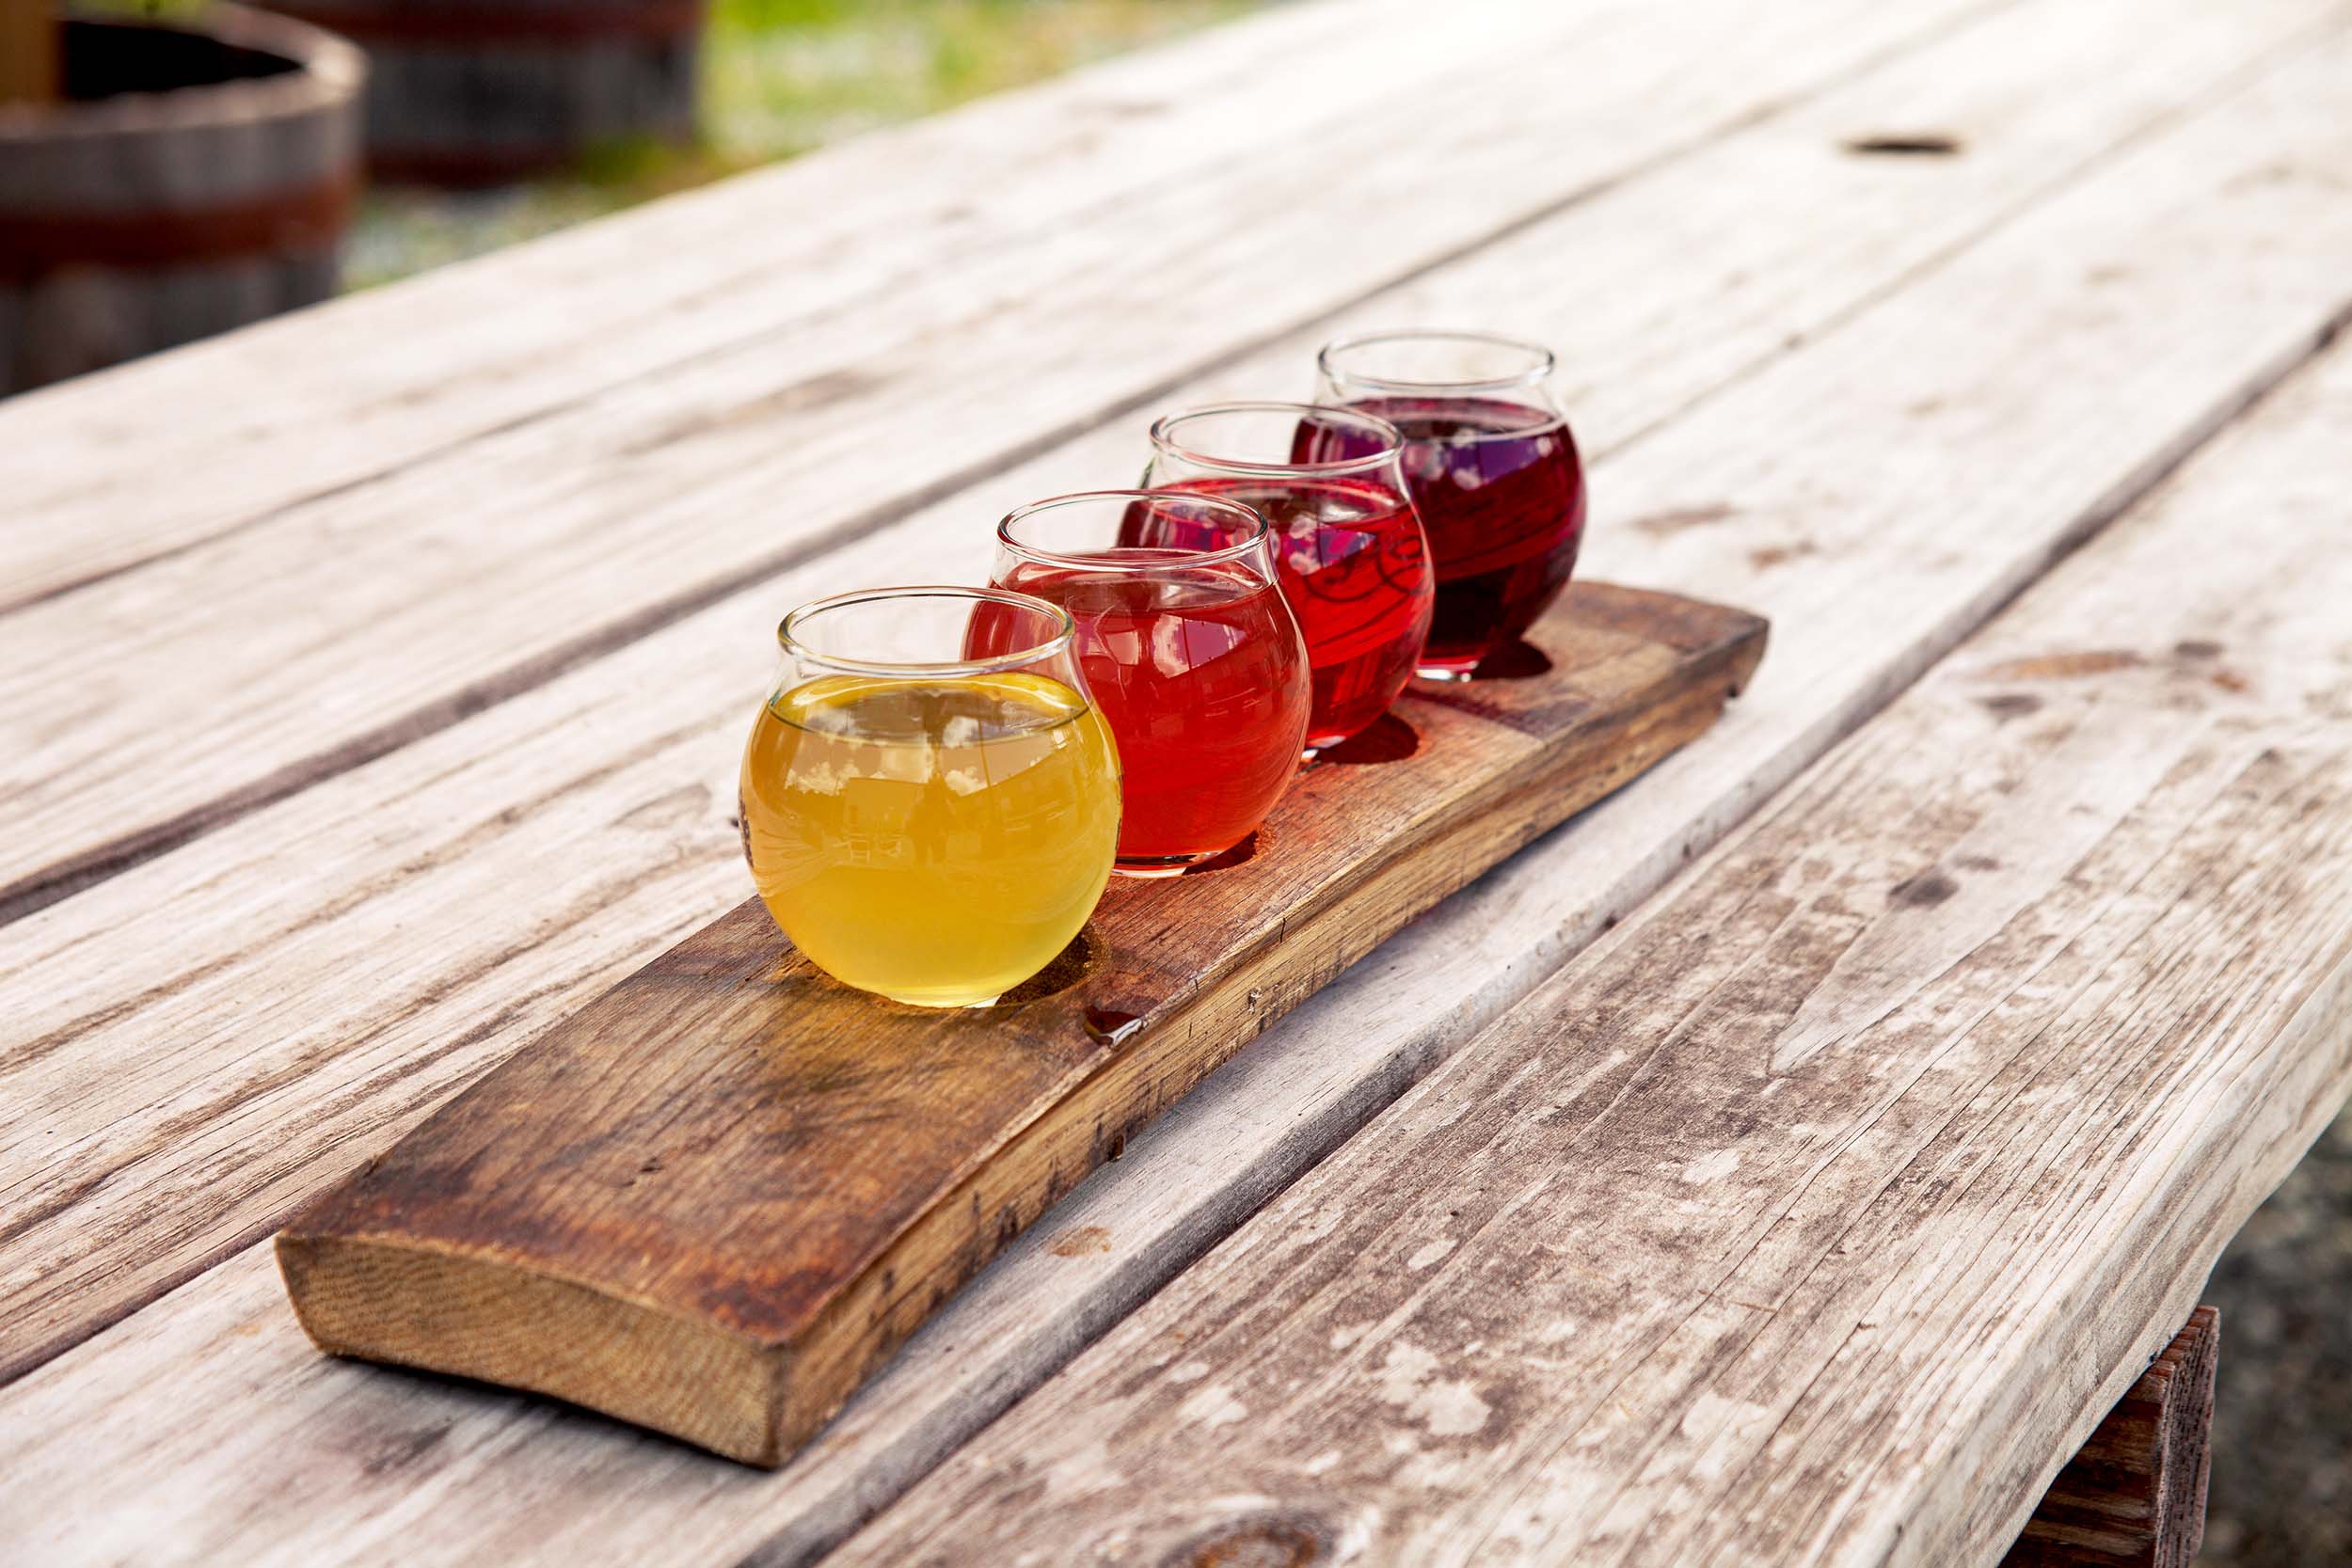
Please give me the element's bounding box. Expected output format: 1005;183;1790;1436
976;554;1310;871
1151;476;1431;753
1298;397;1584;676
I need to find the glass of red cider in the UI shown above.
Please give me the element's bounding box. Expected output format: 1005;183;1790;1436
977;489;1311;878
1142;402;1433;759
1303;329;1587;679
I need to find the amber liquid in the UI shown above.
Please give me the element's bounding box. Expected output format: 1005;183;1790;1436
739;673;1120;1006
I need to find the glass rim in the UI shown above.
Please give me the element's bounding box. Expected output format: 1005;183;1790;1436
777;584;1075;679
1316;327;1558;393
1147;400;1406;480
996;487;1272;573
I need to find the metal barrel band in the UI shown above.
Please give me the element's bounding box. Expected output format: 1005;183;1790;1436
0;169;359;278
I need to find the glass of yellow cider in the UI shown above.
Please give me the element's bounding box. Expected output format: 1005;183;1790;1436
740;586;1121;1007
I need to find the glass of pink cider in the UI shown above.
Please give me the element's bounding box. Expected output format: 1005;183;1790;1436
1301;330;1586;680
1143;403;1433;758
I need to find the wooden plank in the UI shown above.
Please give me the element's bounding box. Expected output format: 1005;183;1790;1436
2008;1307;2217;1568
0;0;2008;917
2;0;2345;1401
0;1;56;107
5;21;2351;1568
821;315;2352;1568
277;587;1766;1465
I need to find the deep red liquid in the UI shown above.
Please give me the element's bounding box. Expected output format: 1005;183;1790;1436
974;554;1310;867
1297;396;1584;675
1149;476;1431;752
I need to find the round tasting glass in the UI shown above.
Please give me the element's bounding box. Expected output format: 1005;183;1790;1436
1144;402;1434;758
739;585;1120;1008
982;489;1311;878
1308;328;1588;679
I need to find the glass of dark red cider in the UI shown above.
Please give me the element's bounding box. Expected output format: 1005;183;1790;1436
1144;402;1433;758
1300;330;1585;679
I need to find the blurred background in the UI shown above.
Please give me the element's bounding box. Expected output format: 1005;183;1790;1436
343;0;1263;288
1;0;1261;391
1;3;2344;1562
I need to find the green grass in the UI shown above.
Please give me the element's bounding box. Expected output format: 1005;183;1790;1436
347;0;1259;289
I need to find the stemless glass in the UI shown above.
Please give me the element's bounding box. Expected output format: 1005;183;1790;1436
1144;402;1433;758
978;489;1310;878
739;586;1121;1008
1304;329;1588;679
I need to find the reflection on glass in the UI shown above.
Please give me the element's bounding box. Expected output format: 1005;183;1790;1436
740;586;1120;1006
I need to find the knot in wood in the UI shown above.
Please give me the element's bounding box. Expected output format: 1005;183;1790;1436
1169;1517;1326;1568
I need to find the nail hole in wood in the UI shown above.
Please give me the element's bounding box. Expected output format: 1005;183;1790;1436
1843;133;1963;156
1977;692;2042;721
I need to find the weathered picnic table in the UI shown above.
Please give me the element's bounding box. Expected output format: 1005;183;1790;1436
5;0;2351;1561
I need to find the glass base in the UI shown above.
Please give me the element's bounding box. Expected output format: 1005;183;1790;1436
1113;854;1213;879
1415;660;1482;682
879;990;1004;1008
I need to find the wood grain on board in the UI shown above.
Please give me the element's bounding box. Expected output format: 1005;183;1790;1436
277;586;1766;1465
2007;1307;2217;1568
824;332;2352;1568
8;0;2349;1404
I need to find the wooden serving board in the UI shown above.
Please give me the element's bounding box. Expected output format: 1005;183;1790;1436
276;582;1767;1465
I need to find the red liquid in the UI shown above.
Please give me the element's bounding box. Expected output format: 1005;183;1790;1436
975;553;1310;871
1298;397;1584;676
1150;476;1431;753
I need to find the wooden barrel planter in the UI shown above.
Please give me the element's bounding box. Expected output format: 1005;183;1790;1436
268;1;706;185
0;6;364;396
